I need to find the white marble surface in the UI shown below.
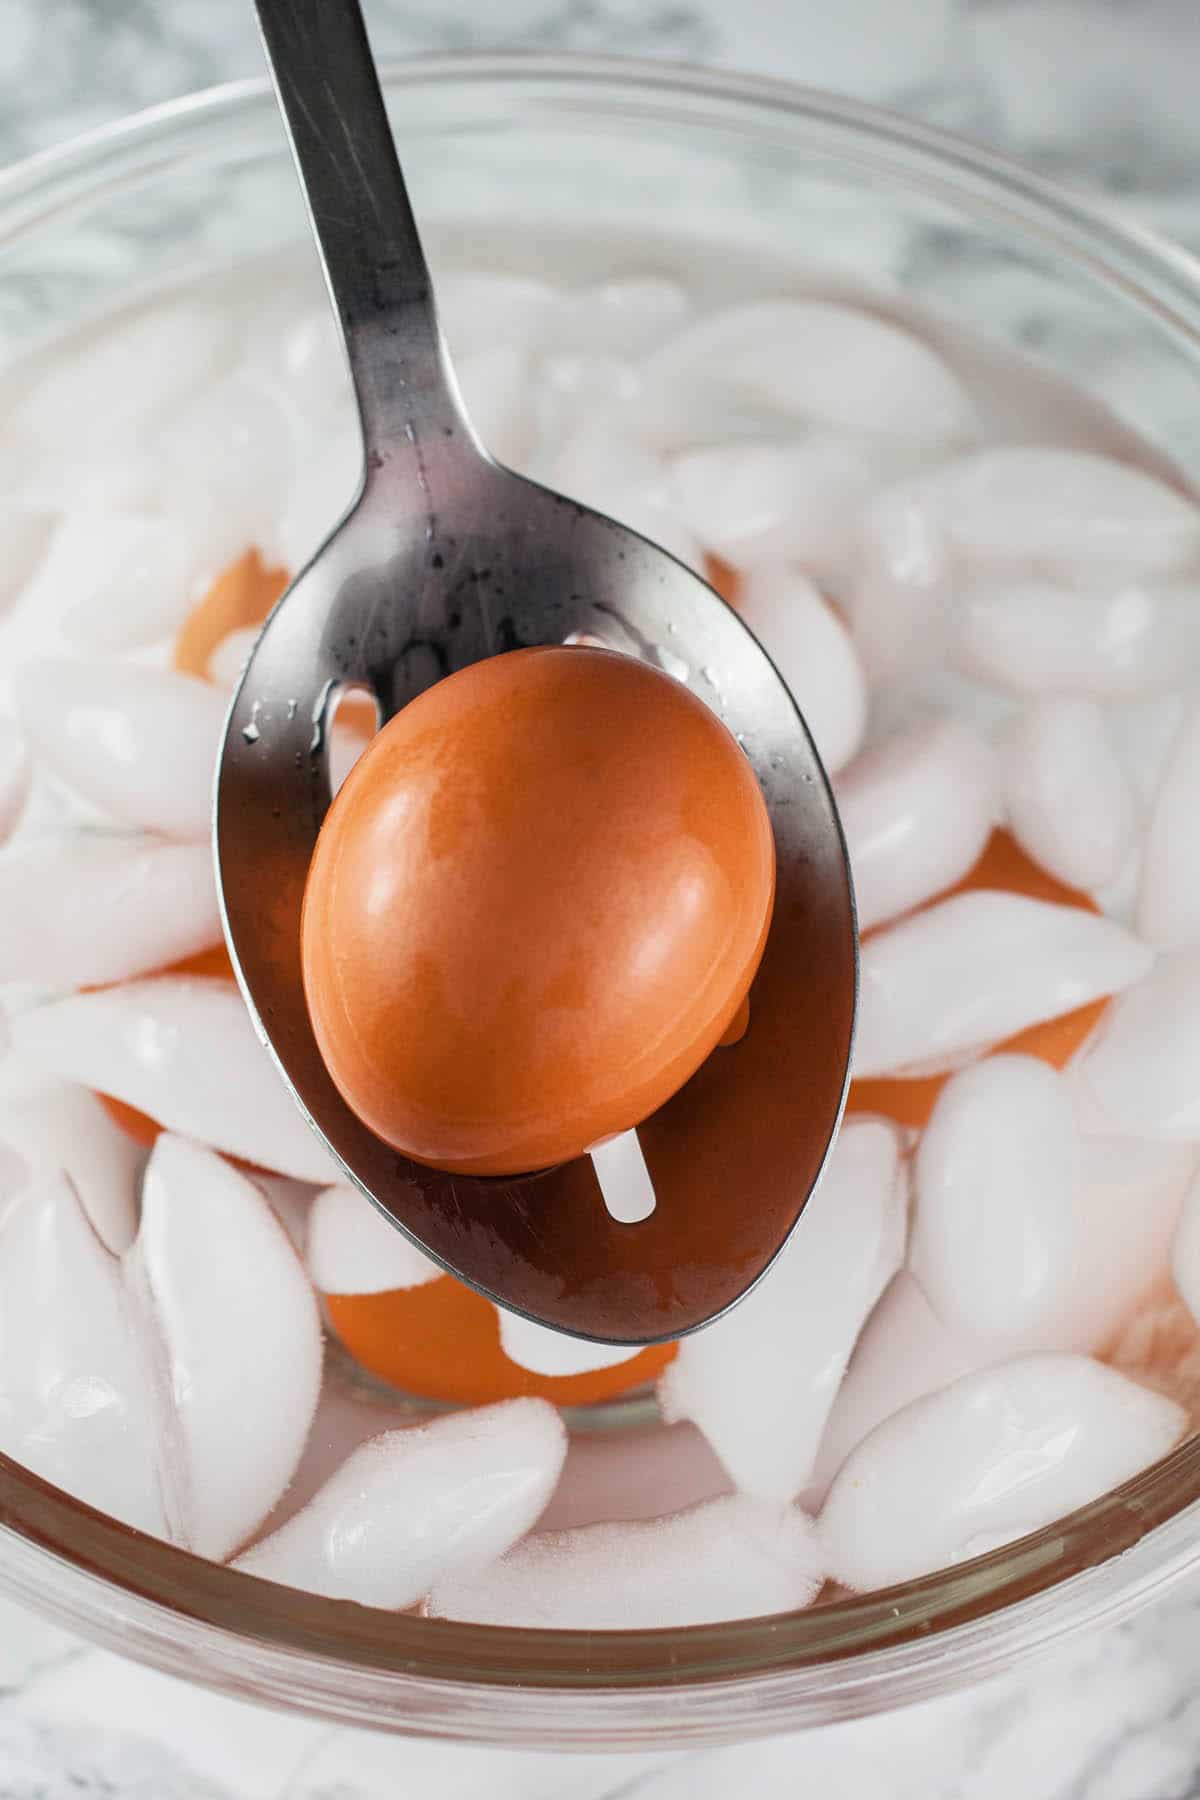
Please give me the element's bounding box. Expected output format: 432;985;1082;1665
5;1;1200;1795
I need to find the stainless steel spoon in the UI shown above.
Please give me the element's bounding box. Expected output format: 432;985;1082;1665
217;0;858;1345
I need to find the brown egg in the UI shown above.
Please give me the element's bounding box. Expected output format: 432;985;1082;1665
301;645;775;1175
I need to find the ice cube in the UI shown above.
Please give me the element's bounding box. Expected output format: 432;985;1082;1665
132;1135;322;1559
1107;691;1187;811
0;503;54;615
1081;951;1200;1139
497;1309;642;1379
13;978;338;1182
1061;1130;1195;1354
591;1127;655;1224
807;1272;992;1504
0;1080;142;1253
437;272;555;359
737;565;866;773
48;512;195;654
855;891;1151;1078
819;1354;1185;1590
243;297;350;427
835;716;995;931
456;344;536;470
328;720;372;797
0;1174;164;1535
15;660;228;839
235;1399;566;1607
1171;1160;1200;1330
958;576;1200;699
19;301;237;463
548;429;700;570
1139;700;1200;949
929;449;1200;580
667;439;871;589
659;1118;906;1499
841;482;954;685
540;351;641;416
306;1181;441;1295
0;836;220;989
1002;699;1136;893
207;627;260;690
548;277;691;358
643;301;975;443
0;721;31;843
910;1055;1078;1338
427;1493;824;1629
159;375;299;576
273;427;363;575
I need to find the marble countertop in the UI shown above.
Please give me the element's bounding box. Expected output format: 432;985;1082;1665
4;1;1200;1795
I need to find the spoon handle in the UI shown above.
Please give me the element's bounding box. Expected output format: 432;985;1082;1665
253;0;461;454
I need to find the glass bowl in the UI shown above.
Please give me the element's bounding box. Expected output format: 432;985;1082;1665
3;53;1200;1750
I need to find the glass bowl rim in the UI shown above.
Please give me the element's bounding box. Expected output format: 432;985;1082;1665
4;50;1200;1741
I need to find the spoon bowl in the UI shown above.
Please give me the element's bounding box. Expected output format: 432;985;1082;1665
216;0;858;1344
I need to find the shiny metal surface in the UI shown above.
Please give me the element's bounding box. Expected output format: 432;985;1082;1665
216;0;857;1343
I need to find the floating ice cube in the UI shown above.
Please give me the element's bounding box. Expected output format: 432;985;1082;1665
836;717;995;931
132;1135;322;1559
257;1174;313;1261
929;448;1200;580
910;1056;1078;1339
1002;699;1136;893
19;301;237;462
53;513;196;655
0;511;190;695
1081;951;1200;1139
1139;700;1200;950
306;1182;441;1295
427;1493;824;1629
737;565;866;773
547;277;691;358
160;375;299;577
0;722;30;844
855;891;1151;1078
456;344;536;470
548;429;700;569
958;576;1200;699
207;627;261;690
667;439;872;588
0;1174;164;1536
1170;1171;1200;1327
541;351;641;412
643;301;974;443
659;1119;906;1500
1106;691;1187;813
328;721;372;797
12;978;337;1182
0;836;220;989
497;1309;642;1379
243;297;349;427
819;1354;1185;1590
1061;1130;1195;1355
841;483;954;684
591;1127;655;1224
437;272;555;358
274;428;363;575
0;503;53;615
15;661;227;839
808;1272;992;1503
236;1399;566;1607
0;1081;142;1253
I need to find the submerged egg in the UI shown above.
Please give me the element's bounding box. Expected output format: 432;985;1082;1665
301;645;775;1176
